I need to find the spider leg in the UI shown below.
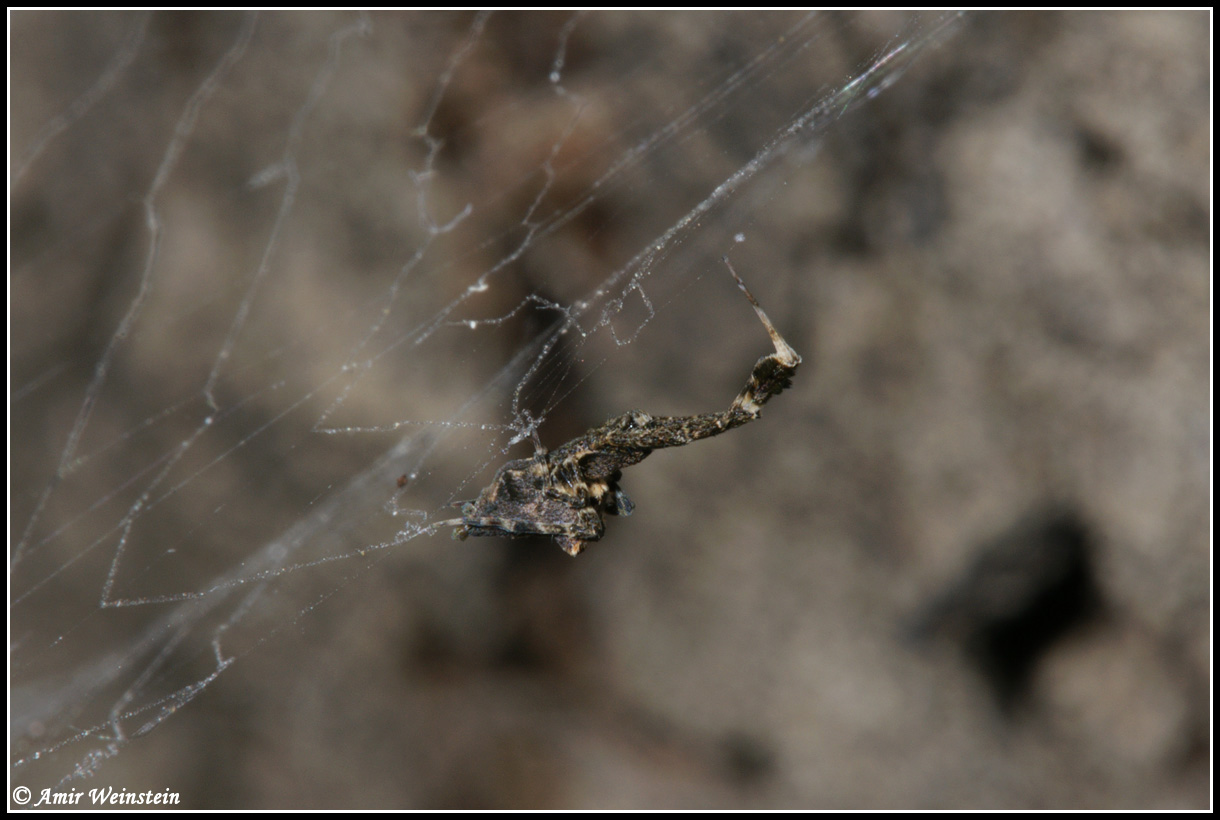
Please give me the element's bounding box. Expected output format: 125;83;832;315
555;506;606;556
556;536;585;556
722;256;802;418
570;260;802;453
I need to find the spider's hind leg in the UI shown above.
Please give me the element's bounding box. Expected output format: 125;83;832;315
604;484;635;517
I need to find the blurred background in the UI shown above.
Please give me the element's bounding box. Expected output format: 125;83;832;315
10;11;1210;809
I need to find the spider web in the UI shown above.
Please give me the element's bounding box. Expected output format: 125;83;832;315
19;9;1151;808
11;11;1214;809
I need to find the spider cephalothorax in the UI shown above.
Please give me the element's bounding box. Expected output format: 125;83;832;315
447;258;801;556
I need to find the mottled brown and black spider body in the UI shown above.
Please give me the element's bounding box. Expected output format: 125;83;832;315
448;258;801;555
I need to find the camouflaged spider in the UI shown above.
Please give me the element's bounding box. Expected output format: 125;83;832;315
441;257;801;556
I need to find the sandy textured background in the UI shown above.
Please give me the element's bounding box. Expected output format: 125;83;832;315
11;11;1210;808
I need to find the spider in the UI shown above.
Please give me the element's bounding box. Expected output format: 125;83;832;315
440;257;801;556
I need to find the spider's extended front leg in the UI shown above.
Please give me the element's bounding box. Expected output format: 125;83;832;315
582;257;802;453
722;256;803;418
